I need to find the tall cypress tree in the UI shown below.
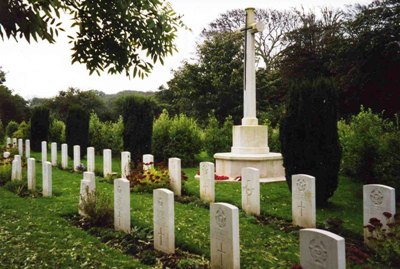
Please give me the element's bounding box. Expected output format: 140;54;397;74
122;96;154;166
66;106;89;158
30;107;49;151
280;77;341;207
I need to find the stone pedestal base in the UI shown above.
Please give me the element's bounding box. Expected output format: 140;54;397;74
214;152;285;182
231;125;269;154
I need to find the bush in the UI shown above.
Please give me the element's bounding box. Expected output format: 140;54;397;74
203;113;232;156
261;117;281;152
3;180;39;197
152;110;171;162
5;120;18;138
0;119;5;144
122;96;154;165
79;189;114;228
12;120;30;139
66;106;89;158
49;118;65;144
0;162;11;186
30;107;50;151
89;113;123;153
280;77;341;207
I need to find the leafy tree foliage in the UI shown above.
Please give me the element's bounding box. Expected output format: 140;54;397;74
66;106;89;158
5;121;18;138
122;96;154;165
0;0;185;77
280;77;341;207
30;107;49;151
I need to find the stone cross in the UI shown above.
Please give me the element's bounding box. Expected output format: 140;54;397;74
87;147;95;173
51;142;57;166
43;161;52;197
153;188;175;254
292;174;316;228
25;139;30;159
241;167;260;216
143;154;154;171
210;202;240;269
121;151;131;179
200;162;215;203
300;228;346;269
168;157;181;196
11;155;22;181
73;145;80;171
18;138;23;156
103;149;112;177
61;143;68;169
363;184;396;243
114;178;131;233
41;141;47;165
79;171;96;216
27;158;36;191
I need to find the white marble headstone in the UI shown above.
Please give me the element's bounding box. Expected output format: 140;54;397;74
12;138;17;147
143;154;154;171
18;138;23;156
41;141;47;164
292;174;316;228
11;155;22;181
300;228;345;269
87;147;95;173
200;162;215;203
121;151;131;179
114;178;131;233
27;158;36;191
210;202;240;269
51;142;57;166
61;143;68;169
43;161;52;197
168;157;181;196
6;137;11;147
79;171;96;216
363;184;396;243
103;149;112;177
73;145;80;171
241;167;260;216
25;139;30;159
153;188;175;254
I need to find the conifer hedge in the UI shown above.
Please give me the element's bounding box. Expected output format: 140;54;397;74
280;77;341;207
66;106;89;158
122;96;154;166
30;107;49;151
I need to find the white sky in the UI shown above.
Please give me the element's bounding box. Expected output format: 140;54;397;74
0;0;370;99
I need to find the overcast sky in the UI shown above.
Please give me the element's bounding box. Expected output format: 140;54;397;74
0;0;370;99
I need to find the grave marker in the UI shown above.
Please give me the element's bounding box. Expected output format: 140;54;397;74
43;161;52;197
25;139;30;159
153;188;175;254
18;138;23;156
73;145;80;171
121;151;131;178
210;202;240;269
103;149;112;177
6;137;11;147
168;157;181;196
143;154;154;171
292;174;316;228
61;143;68;169
300;228;345;269
114;178;130;233
87;147;95;172
27;158;36;191
12;138;17;147
51;142;57;166
241;167;260;216
11;155;22;181
79;171;96;216
200;162;215;203
41;141;47;164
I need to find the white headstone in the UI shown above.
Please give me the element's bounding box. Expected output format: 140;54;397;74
103;149;112;177
18;138;23;156
3;151;10;158
210;202;240;269
6;137;11;147
25;139;30;159
292;174;316;228
51;142;57;166
12;138;17;147
11;155;22;181
200;162;215;203
241;167;260;216
61;143;68;169
43;161;52;197
73;145;80;171
41;141;47;164
153;188;175;254
87;147;95;173
363;184;396;243
143;154;154;171
79;171;96;216
114;178;131;233
121;151;131;179
300;228;346;269
27;158;36;191
168;157;181;196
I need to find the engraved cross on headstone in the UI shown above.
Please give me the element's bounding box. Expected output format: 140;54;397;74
298;201;305;217
158;227;164;246
217;241;226;267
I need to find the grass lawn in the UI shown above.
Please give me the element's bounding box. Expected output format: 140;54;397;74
0;150;397;268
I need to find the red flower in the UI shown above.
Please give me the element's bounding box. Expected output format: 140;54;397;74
383;212;392;218
369;217;382;226
290;264;303;269
364;224;375;232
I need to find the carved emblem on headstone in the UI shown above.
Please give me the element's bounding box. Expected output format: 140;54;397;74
370;188;384;206
309;238;327;266
158;197;164;207
297;178;307;192
215;208;226;228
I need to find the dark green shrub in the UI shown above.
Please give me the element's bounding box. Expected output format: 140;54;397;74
5;120;18;137
89;113;123;153
203;113;233;155
30;107;49;151
0;162;11;185
66;106;89;158
0;119;5;143
3;180;39;197
122;96;154;165
152;110;171;162
49;118;65;144
13;120;30;139
79;189;114;228
280;77;341;207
